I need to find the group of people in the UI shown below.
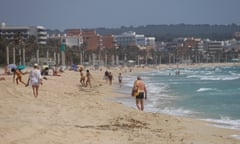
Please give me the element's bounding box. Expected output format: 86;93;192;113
79;69;94;88
104;70;113;85
12;63;43;98
6;63;148;111
103;69;147;111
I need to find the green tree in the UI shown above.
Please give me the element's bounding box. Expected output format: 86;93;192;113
0;36;7;65
13;32;24;65
25;35;38;63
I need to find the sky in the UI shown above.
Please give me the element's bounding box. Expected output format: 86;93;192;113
0;0;240;31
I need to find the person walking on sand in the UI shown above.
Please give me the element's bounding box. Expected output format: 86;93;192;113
132;76;147;111
108;72;113;85
85;70;93;88
26;63;43;98
80;69;85;86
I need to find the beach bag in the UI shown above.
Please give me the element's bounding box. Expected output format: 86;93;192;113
131;87;139;97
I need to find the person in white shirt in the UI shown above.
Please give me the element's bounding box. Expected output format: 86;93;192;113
26;63;43;98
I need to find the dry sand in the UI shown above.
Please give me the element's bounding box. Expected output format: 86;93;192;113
0;63;240;144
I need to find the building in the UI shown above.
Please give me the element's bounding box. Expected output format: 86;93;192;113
62;29;83;47
145;37;156;49
115;31;156;49
115;31;136;47
82;29;101;50
102;34;115;49
234;32;240;38
135;34;145;46
207;40;223;55
0;22;47;44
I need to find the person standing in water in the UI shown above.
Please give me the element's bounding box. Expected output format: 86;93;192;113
118;73;123;87
132;76;147;111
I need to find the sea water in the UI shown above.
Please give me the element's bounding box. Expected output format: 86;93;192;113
115;65;240;130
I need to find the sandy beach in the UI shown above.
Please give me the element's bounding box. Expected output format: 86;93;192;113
0;63;240;144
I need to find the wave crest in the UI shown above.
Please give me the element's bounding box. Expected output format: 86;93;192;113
197;88;216;92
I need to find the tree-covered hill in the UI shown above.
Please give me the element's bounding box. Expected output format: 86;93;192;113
96;24;240;41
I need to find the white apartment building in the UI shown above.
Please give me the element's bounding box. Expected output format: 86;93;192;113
0;22;47;44
115;31;136;47
135;34;145;46
207;40;224;55
61;34;83;48
115;31;156;48
145;37;156;47
61;29;83;48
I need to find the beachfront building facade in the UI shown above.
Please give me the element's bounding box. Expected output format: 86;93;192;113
102;34;116;49
81;30;117;65
0;22;47;45
162;37;240;63
61;29;117;65
146;37;156;49
114;31;156;65
82;29;100;50
135;34;145;46
114;31;156;48
61;29;83;47
206;40;224;62
115;31;136;47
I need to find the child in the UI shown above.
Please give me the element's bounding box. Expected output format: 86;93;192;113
85;70;93;88
80;70;85;86
12;68;27;86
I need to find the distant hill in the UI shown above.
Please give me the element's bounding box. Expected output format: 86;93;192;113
47;24;240;41
95;24;240;41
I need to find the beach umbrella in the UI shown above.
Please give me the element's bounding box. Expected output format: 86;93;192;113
8;64;17;69
17;65;26;70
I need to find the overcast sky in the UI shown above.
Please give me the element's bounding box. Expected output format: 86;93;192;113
0;0;240;31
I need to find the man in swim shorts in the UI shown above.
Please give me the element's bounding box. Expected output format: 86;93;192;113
133;76;147;111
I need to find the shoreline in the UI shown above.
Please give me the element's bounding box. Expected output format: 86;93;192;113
112;65;240;131
110;62;240;140
0;63;240;143
124;63;240;124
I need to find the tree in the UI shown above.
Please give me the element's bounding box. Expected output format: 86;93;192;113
13;32;25;65
0;36;7;65
25;35;38;63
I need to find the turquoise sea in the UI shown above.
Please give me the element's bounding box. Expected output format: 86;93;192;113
115;65;240;130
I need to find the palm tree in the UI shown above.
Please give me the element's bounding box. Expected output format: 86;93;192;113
80;42;87;64
25;35;38;63
47;38;62;64
13;32;25;65
0;36;7;65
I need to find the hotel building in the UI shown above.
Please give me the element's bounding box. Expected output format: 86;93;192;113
0;22;47;45
62;29;83;47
